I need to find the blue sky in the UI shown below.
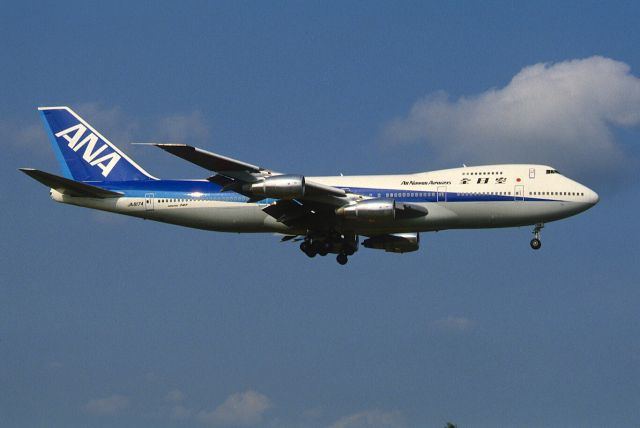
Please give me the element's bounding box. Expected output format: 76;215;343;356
2;2;639;427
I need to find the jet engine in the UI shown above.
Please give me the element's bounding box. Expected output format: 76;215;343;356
335;199;395;220
362;232;420;253
245;175;305;199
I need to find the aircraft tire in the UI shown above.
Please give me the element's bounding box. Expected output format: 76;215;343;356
336;254;348;265
301;241;316;257
530;238;542;250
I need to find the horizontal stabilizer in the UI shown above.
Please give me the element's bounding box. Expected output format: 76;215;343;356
19;168;123;198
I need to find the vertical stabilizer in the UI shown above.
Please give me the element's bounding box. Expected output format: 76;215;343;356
38;106;156;181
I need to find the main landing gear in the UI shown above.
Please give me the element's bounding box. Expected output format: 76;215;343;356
530;223;544;250
299;233;358;265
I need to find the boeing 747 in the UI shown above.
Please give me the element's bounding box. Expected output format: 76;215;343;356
21;106;599;264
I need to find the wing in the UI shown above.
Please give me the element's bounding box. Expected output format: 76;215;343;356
150;143;347;198
147;143;426;228
146;144;263;181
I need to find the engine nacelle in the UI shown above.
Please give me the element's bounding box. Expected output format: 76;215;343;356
245;175;305;199
362;232;420;253
335;199;395;220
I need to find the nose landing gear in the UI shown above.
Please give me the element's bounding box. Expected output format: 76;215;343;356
530;223;544;250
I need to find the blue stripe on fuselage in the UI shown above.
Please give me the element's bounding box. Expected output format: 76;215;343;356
95;179;223;196
341;186;555;203
90;179;265;203
83;181;558;203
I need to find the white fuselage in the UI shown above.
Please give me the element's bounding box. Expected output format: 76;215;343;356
51;164;599;235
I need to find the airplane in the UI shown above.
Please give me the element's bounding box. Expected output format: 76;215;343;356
20;106;599;265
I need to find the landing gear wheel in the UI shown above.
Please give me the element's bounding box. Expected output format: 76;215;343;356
530;223;544;251
336;253;348;265
300;241;317;258
318;241;330;256
530;238;542;250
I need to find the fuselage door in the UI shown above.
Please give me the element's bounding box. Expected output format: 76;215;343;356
437;186;447;202
514;185;524;201
145;192;154;211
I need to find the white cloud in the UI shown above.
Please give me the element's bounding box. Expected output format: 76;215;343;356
328;409;404;428
83;394;130;416
430;316;476;333
384;56;640;183
197;390;272;426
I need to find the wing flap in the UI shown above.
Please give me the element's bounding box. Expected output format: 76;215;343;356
305;179;347;198
262;200;309;224
19;168;123;198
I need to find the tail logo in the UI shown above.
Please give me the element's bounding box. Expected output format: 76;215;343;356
55;124;122;178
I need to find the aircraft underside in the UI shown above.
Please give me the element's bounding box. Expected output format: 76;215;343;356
58;192;594;264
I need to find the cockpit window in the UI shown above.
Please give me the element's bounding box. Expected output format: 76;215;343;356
546;169;560;174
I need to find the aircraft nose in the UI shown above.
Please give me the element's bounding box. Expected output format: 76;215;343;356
585;187;599;205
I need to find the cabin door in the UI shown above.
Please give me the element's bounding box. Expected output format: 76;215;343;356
145;193;155;211
437;186;447;202
514;185;524;201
